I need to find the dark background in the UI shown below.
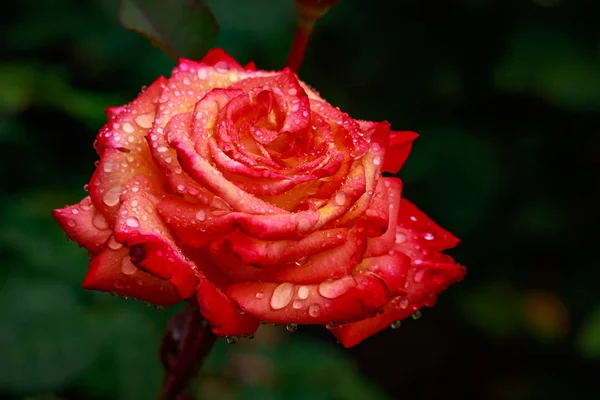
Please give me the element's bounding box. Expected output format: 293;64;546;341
1;0;599;399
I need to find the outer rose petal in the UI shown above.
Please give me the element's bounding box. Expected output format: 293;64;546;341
196;278;260;336
83;247;180;306
89;77;166;223
382;131;419;174
226;272;389;325
52;197;111;253
330;199;465;347
198;48;245;70
113;190;200;300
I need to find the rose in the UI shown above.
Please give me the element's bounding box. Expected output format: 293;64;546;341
53;49;465;347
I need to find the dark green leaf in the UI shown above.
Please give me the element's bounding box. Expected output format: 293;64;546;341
0;280;100;393
119;0;219;61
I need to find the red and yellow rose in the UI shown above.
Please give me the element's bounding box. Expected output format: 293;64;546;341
53;49;465;347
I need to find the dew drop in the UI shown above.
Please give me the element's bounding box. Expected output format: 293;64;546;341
71;208;79;215
157;145;168;153
126;217;140;228
390;320;402;329
177;184;185;192
83;184;90;192
399;298;409;309
103;160;114;173
318;275;356;299
308;304;321;318
226;335;238;344
107;236;123;250
196;210;207;221
297;286;310;300
92;213;109;230
334;191;347;206
286;323;298;332
423;232;435;241
155;305;165;312
292;300;303;309
294;257;307;266
120;256;137;275
395;232;407;244
122;122;134;133
134;113;154;129
412;310;422;320
255;292;264;299
413;269;425;283
373;156;381;166
270;282;294;310
103;186;122;207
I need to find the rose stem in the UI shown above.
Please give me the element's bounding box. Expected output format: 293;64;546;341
286;1;336;73
157;299;217;400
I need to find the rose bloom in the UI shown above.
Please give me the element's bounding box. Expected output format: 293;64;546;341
53;49;465;347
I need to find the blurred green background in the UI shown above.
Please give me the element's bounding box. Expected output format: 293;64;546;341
1;0;599;399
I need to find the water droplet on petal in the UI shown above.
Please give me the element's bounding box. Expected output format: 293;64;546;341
92;213;109;230
155;305;165;312
286;323;298;332
395;232;407;244
270;283;294;310
255;291;264;299
126;217;140;228
83;184;90;192
413;269;425;283
103;186;122;207
107;236;123;250
226;335;238;344
297;286;309;300
318;275;356;299
399;298;409;309
196;210;207;221
412;310;422;320
134;113;154;129
390;320;402;329
122;122;134;133
292;300;303;309
373;156;381;166
308;304;321;318
423;232;435;240
334;191;347;206
120;256;137;275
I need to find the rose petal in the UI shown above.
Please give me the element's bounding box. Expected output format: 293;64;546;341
113;190;200;299
383;131;419;174
226;271;388;325
266;228;367;284
53;197;111;253
199;48;245;70
196;277;260;336
83;247;180;306
224;227;349;266
330;199;465;347
89;77;166;222
364;178;402;257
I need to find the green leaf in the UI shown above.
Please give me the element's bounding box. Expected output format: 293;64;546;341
494;26;600;112
0;280;100;394
577;306;600;359
119;0;219;61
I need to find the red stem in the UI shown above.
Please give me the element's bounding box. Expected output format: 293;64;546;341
286;19;316;73
157;301;217;400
